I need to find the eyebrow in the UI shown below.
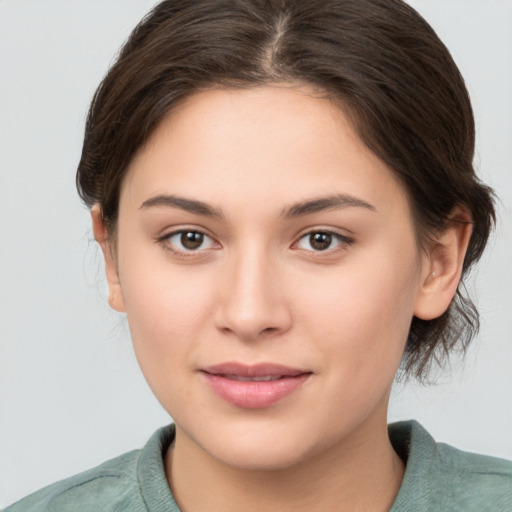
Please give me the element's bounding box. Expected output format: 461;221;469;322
280;194;376;218
140;194;224;219
139;193;376;219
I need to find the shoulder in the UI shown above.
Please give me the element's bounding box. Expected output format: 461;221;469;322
433;440;512;507
390;420;512;511
3;450;142;512
3;425;177;512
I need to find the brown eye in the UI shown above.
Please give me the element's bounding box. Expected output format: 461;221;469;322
295;230;353;253
163;230;216;254
181;231;204;250
309;232;332;251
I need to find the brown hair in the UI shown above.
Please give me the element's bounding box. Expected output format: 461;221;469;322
76;0;495;379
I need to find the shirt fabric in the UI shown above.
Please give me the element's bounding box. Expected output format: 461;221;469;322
4;420;512;511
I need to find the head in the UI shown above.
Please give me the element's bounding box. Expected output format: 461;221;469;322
77;0;494;468
78;0;495;379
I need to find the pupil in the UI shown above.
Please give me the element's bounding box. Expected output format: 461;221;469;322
181;231;203;250
310;232;331;251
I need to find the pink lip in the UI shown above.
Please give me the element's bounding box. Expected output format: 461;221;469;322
201;362;312;409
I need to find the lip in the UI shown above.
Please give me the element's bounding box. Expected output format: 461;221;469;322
201;362;312;409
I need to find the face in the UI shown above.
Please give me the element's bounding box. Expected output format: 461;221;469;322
103;85;432;470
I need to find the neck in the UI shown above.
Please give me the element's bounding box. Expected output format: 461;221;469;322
165;409;404;512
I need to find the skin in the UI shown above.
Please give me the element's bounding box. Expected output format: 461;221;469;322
93;84;471;512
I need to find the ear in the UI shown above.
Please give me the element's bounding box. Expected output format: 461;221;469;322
91;205;126;312
414;208;473;320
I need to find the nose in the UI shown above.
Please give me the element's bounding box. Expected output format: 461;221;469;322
214;247;292;342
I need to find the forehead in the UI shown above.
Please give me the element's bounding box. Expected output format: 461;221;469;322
122;84;411;222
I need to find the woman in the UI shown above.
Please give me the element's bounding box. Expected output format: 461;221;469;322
5;0;511;510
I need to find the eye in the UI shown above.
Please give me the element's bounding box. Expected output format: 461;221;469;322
162;230;217;253
295;231;353;252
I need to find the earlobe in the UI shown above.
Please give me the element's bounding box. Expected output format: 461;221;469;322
91;205;126;313
414;209;473;321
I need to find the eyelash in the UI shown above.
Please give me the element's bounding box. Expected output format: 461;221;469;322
158;228;354;259
293;230;354;254
158;229;219;259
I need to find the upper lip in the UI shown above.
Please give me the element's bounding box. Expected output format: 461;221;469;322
201;362;310;378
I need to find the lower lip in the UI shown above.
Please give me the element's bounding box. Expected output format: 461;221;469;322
202;372;311;409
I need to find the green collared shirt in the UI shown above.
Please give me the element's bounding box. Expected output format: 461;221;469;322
4;421;512;511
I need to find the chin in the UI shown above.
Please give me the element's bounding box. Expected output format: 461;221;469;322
187;414;334;472
211;440;310;471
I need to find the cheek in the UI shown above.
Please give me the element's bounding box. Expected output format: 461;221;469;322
118;251;218;371
298;246;419;372
120;265;220;416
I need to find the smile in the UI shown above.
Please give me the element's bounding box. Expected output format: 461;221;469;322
201;362;312;409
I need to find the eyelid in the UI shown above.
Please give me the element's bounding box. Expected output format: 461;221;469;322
158;227;220;258
157;226;354;259
292;228;354;253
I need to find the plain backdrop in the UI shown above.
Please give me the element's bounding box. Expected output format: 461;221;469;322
1;0;511;507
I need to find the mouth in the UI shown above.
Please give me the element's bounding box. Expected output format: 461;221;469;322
200;362;312;409
220;374;285;382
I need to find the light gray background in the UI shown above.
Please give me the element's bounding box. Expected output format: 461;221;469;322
1;0;511;507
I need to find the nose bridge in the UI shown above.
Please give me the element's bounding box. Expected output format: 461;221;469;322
215;241;290;340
